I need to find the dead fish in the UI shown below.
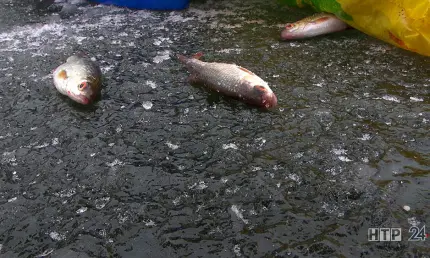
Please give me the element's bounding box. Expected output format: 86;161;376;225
53;54;102;104
281;13;349;40
177;52;277;109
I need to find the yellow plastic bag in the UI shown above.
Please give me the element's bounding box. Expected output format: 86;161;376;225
278;0;430;56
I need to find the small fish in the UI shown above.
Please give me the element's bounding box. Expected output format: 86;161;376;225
177;52;277;109
281;13;349;40
53;54;102;104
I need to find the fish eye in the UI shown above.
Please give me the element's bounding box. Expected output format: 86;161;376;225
78;82;88;90
254;85;267;91
285;23;294;29
254;85;267;94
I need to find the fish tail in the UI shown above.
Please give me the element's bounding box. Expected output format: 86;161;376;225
177;54;189;64
192;52;203;60
177;52;204;64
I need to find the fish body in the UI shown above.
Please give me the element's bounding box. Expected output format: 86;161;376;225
53;55;102;104
281;13;349;40
178;53;277;109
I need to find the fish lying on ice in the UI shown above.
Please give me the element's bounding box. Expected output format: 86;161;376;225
177;52;277;109
281;13;350;40
53;54;102;104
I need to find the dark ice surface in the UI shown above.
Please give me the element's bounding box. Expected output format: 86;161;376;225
0;0;429;257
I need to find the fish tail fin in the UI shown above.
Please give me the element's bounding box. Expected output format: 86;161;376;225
177;54;188;64
192;52;203;60
177;52;204;64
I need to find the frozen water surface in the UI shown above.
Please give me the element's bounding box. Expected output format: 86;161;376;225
0;0;428;257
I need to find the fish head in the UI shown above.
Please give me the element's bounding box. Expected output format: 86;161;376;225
281;22;305;40
251;84;277;109
53;58;101;105
67;78;99;105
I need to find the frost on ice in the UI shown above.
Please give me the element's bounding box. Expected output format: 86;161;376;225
142;101;153;110
231;205;248;224
222;143;238;150
166;141;179;150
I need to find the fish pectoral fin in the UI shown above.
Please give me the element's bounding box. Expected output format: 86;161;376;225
238;66;256;76
57;69;68;79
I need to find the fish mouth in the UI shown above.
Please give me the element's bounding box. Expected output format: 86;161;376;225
66;89;93;104
78;95;90;105
74;95;90;104
281;30;301;40
69;93;91;105
261;93;278;109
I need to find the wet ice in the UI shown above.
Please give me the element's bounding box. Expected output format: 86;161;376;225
0;1;428;257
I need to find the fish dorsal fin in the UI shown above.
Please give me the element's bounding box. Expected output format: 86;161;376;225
57;69;68;79
192;52;204;60
238;66;256;76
